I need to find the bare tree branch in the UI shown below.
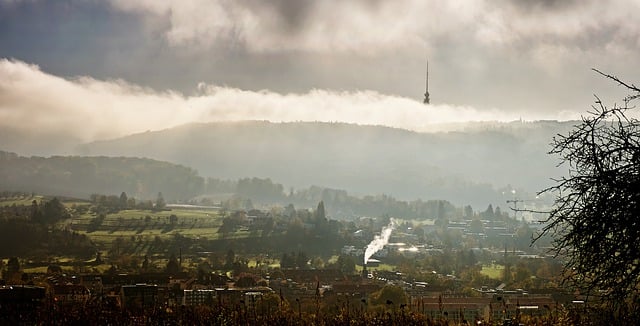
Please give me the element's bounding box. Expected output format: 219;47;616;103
535;69;640;306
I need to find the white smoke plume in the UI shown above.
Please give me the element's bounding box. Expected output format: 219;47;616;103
364;219;396;265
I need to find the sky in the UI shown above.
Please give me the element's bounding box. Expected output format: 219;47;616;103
1;0;640;147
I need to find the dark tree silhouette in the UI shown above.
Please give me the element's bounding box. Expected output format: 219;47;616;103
6;257;20;274
155;192;166;210
119;192;128;209
42;197;68;223
315;200;326;222
537;69;640;305
30;200;42;222
295;251;309;269
165;253;181;275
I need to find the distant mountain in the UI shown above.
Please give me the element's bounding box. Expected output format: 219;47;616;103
78;120;575;207
0;151;204;200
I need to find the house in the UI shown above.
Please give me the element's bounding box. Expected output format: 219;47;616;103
121;284;159;310
53;284;91;304
282;269;344;284
182;289;217;306
331;281;382;297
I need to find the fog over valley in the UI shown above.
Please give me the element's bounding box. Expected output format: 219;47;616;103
3;0;638;208
79;120;568;207
0;57;577;208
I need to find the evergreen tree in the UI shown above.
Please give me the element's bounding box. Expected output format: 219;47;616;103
6;257;20;280
314;201;329;236
225;249;235;269
437;200;445;220
483;204;495;220
280;252;294;269
315;201;326;222
141;255;150;272
119;192;128;209
464;205;474;219
295;251;309;269
155;192;166;210
165;254;181;274
30;200;42;223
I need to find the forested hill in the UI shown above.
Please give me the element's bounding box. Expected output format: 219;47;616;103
78;120;575;207
0;151;204;200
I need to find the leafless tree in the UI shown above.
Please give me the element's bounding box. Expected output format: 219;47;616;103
537;69;640;306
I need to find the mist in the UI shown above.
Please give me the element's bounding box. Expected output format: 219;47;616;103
2;0;639;119
1;58;582;155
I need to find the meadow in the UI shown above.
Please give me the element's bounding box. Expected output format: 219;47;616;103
68;207;226;247
480;263;504;279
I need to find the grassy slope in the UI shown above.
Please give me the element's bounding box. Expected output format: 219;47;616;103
0;195;44;206
69;208;225;247
480;264;505;279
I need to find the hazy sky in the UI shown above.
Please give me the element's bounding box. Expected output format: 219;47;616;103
1;0;640;144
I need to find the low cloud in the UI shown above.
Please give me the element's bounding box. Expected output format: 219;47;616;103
1;58;573;147
2;0;638;120
109;0;639;56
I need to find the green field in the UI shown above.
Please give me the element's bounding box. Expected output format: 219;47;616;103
0;196;264;259
68;208;227;247
0;195;44;207
356;263;396;272
480;264;505;279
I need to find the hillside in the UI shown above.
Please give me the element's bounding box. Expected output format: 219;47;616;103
77;120;575;207
0;151;204;200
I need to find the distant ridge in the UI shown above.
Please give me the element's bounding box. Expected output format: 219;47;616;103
78;120;574;207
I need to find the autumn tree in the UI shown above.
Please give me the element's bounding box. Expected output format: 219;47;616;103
537;70;640;306
369;285;408;307
335;254;356;274
235;274;257;288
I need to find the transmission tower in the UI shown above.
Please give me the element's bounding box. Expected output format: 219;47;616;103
423;60;430;104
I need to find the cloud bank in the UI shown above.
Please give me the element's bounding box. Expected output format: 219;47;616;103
2;0;638;119
109;0;640;56
3;58;572;149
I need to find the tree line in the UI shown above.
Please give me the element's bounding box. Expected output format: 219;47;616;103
1;152;495;221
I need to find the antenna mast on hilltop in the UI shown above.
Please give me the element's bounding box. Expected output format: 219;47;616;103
423;59;430;104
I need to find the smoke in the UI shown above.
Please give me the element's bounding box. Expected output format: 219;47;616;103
364;219;396;264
